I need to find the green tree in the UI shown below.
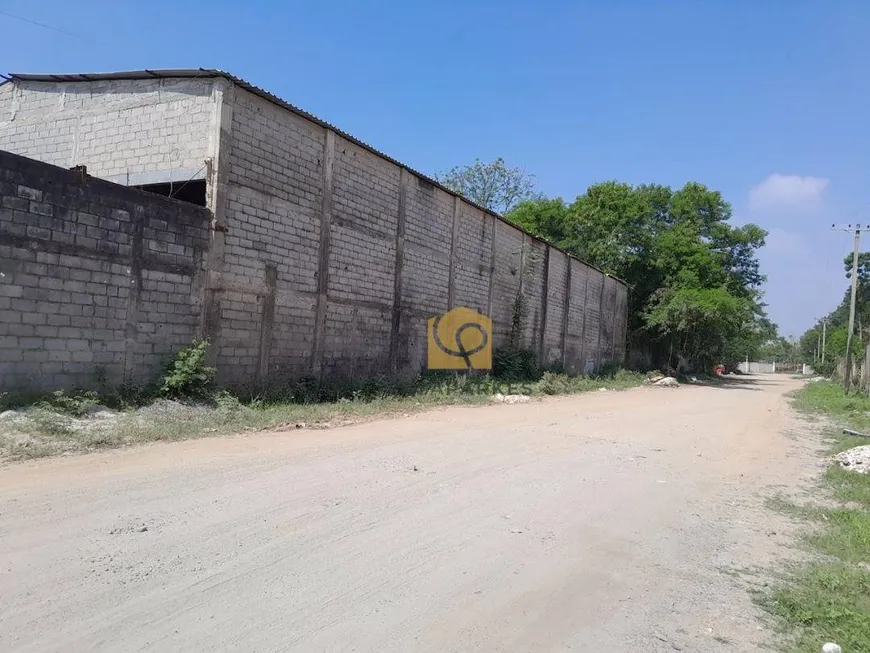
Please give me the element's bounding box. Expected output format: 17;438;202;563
506;181;769;371
797;249;870;371
436;157;537;214
756;336;801;364
508;198;572;245
645;287;756;371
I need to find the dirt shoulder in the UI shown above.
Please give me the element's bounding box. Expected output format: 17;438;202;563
0;375;818;652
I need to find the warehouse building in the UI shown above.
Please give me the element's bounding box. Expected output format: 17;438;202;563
0;69;626;390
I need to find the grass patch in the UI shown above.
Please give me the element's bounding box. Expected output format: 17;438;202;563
828;465;870;508
792;380;870;435
808;508;870;565
0;369;646;462
762;562;870;652
760;380;870;651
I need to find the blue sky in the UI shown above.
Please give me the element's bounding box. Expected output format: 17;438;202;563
2;0;868;336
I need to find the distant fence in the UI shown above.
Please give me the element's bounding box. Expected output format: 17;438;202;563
738;361;776;374
738;361;807;375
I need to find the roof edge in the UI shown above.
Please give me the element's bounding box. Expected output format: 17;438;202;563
4;68;626;286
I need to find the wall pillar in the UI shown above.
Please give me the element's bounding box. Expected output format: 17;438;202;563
256;264;277;384
595;275;606;370
561;257;571;369
486;215;497;319
122;205;145;384
200;79;234;364
579;272;590;373
388;169;408;374
310;129;336;377
447;196;460;308
538;246;550;363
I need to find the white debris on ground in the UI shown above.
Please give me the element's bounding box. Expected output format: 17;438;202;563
0;405;121;437
491;394;531;404
0;410;23;423
644;372;679;388
654;377;680;388
834;445;870;474
808;376;826;383
822;643;842;653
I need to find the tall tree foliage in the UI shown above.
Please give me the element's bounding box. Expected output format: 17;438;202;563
508;182;768;371
435;157;537;214
797;251;870;370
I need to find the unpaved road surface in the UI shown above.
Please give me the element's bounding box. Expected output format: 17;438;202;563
0;376;820;652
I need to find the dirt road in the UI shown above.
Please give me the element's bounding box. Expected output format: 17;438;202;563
0;376;820;652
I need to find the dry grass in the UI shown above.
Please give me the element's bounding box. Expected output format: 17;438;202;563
0;370;646;462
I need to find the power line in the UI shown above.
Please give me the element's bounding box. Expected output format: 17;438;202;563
0;9;102;45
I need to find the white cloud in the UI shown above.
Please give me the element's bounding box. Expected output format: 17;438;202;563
749;173;829;211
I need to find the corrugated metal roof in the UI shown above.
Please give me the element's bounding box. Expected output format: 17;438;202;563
4;68;623;285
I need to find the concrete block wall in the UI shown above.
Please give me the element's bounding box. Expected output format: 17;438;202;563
543;249;569;366
213;86;627;386
0;150;211;394
0;78;214;185
220;88;326;384
0;75;627;392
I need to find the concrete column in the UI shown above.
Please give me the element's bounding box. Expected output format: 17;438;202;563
560;256;571;369
538;246;550;363
516;235;528;347
447;196;460;308
595;275;607;371
619;287;629;364
388;169;408;374
256;264;278;385
122;205;145;384
609;283;620;362
310;128;336;376
579;270;590;373
200;79;234;364
486;215;497;319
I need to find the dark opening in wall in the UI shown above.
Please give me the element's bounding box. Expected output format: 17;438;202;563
134;180;207;207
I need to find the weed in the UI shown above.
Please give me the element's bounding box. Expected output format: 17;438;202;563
493;346;541;381
160;339;216;400
26;407;75;437
38;389;100;417
762;563;870;652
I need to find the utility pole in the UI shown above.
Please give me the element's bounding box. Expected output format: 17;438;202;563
834;224;863;392
817;329;822;361
822;318;827;364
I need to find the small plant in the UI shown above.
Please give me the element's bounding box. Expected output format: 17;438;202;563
539;371;567;395
39;389;100;417
28;407;75;436
160;339;216;400
493;346;540;381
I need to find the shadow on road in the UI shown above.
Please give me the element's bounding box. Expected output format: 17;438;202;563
692;374;793;391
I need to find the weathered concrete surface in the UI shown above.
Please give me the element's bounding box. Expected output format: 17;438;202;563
0;150;211;394
0;376;817;652
1;73;628;387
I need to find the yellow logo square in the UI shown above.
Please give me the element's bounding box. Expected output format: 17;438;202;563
427;306;492;370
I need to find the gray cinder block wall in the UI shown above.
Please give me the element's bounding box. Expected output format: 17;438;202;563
0;150;211;394
0;71;627;392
